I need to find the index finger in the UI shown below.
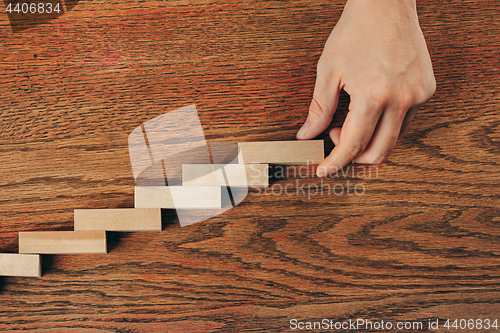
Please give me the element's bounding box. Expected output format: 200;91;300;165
317;95;384;177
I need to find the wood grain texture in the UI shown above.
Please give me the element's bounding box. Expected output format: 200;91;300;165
0;0;499;331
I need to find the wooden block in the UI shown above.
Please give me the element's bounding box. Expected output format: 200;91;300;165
135;186;222;209
182;164;268;188
19;231;107;254
74;208;162;232
238;140;324;165
0;253;41;277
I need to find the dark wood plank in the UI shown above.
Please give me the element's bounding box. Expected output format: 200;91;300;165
0;0;499;331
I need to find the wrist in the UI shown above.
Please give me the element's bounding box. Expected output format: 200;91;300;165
346;0;416;11
344;0;418;20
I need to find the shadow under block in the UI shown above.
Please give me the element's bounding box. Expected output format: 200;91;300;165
238;140;324;165
135;186;222;209
74;208;162;232
0;254;41;277
182;164;269;188
18;231;107;254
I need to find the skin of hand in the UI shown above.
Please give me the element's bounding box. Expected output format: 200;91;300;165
297;0;436;177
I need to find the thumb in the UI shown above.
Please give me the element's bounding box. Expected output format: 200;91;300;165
297;77;340;140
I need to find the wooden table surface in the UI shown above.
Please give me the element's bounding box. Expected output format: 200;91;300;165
1;0;499;331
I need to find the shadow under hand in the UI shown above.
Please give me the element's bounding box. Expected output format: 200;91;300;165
312;88;350;156
317;88;351;140
268;164;319;186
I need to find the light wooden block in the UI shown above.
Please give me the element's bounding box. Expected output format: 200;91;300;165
0;253;41;277
74;208;162;232
238;140;324;165
135;186;222;209
19;231;107;254
182;164;268;188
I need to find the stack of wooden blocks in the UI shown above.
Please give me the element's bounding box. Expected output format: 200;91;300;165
1;141;323;278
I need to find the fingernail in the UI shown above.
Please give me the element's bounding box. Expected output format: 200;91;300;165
317;165;327;178
297;120;309;139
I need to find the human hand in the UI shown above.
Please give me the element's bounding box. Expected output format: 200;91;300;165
297;0;436;177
